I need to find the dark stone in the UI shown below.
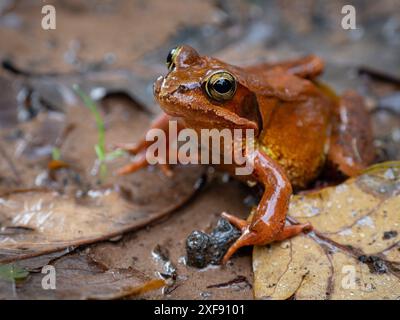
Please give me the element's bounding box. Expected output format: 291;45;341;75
358;254;388;274
186;218;241;268
383;230;398;240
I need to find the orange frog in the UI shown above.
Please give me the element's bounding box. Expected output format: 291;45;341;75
117;45;375;264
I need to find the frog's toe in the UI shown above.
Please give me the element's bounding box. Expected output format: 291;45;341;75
116;153;174;177
116;153;148;175
113;142;141;155
159;163;174;177
222;228;258;264
221;212;248;231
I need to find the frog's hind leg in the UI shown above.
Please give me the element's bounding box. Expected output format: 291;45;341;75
221;150;312;264
327;90;375;177
244;55;324;79
221;218;312;264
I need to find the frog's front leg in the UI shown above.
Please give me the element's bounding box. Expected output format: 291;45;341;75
116;112;182;176
116;112;171;156
221;150;312;264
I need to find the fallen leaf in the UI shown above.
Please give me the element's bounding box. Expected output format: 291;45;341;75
253;162;400;299
0;162;202;263
0;252;164;300
88;279;166;300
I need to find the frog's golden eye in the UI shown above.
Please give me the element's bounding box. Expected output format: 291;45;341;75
166;46;181;71
204;71;237;102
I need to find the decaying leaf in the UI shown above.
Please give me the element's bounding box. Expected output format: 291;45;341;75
0;162;202;263
253;162;400;299
0;252;165;300
88;279;166;300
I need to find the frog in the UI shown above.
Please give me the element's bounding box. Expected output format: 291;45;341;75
116;45;375;264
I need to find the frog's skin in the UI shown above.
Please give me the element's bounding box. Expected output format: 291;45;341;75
117;45;375;264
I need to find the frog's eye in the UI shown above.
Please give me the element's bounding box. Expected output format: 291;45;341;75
204;71;237;102
166;46;181;71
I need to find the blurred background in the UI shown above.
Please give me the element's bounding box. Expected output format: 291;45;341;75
0;1;399;66
1;0;399;75
1;0;399;159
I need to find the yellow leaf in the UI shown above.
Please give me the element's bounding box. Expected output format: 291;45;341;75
253;162;400;299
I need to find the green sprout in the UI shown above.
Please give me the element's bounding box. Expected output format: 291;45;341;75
0;264;29;282
51;147;61;161
73;84;126;181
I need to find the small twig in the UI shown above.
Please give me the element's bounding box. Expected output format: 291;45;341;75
206;275;251;289
1;59;82;78
358;66;400;86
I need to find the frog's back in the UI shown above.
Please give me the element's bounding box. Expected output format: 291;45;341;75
256;75;333;189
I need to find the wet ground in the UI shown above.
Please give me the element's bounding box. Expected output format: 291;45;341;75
0;0;399;299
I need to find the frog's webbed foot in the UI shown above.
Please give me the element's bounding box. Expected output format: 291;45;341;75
115;112;176;177
221;211;312;264
221;212;248;231
220;212;257;263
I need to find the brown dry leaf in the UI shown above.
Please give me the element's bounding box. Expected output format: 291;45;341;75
0;252;165;300
0;162;202;263
253;162;400;299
